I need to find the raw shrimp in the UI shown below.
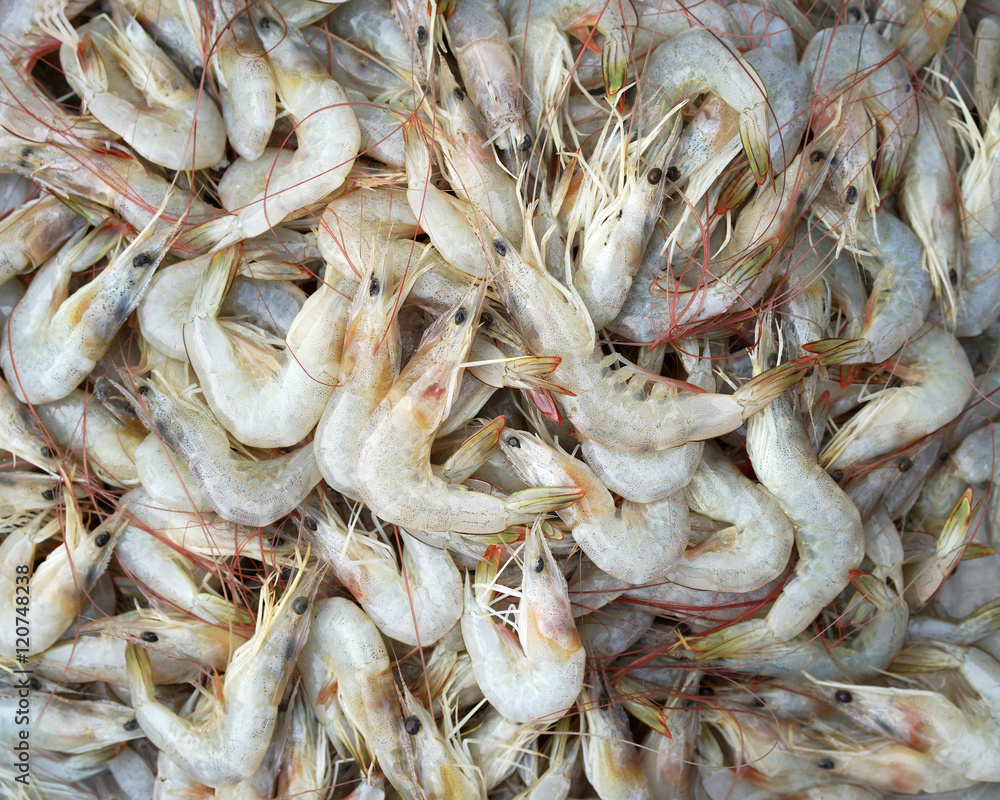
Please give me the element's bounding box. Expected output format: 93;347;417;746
461;524;586;723
0;377;59;472
351;283;582;533
59;15;226;170
638;27;771;184
820;326;974;468
96;375;322;526
210;0;276;162
500;428;689;584
580;675;652;800
184;249;351;448
273;691;331;800
445;0;529;154
0;193;85;285
303;495;464;646
667;441;794;592
481;210;820;452
693;318;863;655
189;8;360;250
126;564;321;788
1;217;173;405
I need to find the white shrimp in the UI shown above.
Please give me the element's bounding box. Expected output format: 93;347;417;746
190;8;360;250
1;217;172;405
500;429;689;585
0;193;85;286
304;495;464;646
820;326;974;468
59;15;226;170
461;523;586;723
580;676;653;800
185;249;352;448
126;564;321;788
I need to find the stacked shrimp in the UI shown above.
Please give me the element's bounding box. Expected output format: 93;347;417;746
3;0;1000;796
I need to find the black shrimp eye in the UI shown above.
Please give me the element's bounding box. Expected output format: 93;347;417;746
304;517;318;532
453;86;465;101
41;446;54;459
835;689;853;703
404;716;422;735
809;150;826;163
94;532;111;548
845;185;859;204
506;435;520;448
193;66;204;84
27;678;40;691
292;596;309;615
41;489;54;501
768;354;778;368
532;556;544;573
949;268;958;285
647;167;663;185
750;697;766;707
480;312;493;327
698;686;715;696
369;277;380;296
493;239;507;257
454;308;467;325
140;631;158;643
416;25;428;45
829;469;844;482
896;457;912;473
132;252;153;268
123;719;140;731
818;757;835;769
665;165;680;181
847;6;861;20
137;385;150;396
259;15;272;28
519;133;532;151
804;367;815;377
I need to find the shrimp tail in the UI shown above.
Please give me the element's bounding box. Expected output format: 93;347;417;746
194;593;253;626
189;246;241;319
801;338;870;365
502;356;568;393
618;677;672;737
124;642;156;704
732;357;815;418
601;32;628;97
504;486;584;515
740;112;771;186
692;620;776;661
903;488;975;608
437;416;506;484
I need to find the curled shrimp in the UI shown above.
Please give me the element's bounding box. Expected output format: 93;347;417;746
461;524;586;723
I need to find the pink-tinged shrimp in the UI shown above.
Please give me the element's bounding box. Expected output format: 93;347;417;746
461;524;586;723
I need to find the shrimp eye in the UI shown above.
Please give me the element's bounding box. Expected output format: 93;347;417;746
453;86;465;101
123;719;139;731
416;25;428;45
41;446;54;459
847;6;861;20
768;355;778;368
519;134;532;151
193;66;204;85
259;15;272;27
665;166;680;181
809;150;826;163
132;252;153;268
140;631;158;643
750;697;766;707
95;532;111;548
835;689;853;703
454;308;467;325
698;686;715;696
506;435;520;448
404;716;422;735
647;168;662;185
41;489;54;501
895;457;912;473
292;596;309;615
532;556;544;573
949;268;958;285
493;239;507;257
804;367;815;377
817;757;835;769
26;677;41;691
369;277;380;296
829;469;844;481
304;517;318;532
845;186;859;204
481;312;493;327
137;385;150;397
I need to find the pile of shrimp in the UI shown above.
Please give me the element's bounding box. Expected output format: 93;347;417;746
5;0;1000;796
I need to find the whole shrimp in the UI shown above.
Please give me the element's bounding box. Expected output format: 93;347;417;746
126;563;321;788
462;524;586;723
693;317;863;656
190;7;360;250
303;495;464;647
0;193;85;286
96;375;322;526
500;428;689;585
1;217;171;405
351;282;582;533
184;248;352;448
